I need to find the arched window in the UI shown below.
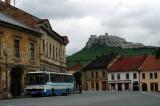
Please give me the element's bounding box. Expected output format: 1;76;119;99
142;83;148;91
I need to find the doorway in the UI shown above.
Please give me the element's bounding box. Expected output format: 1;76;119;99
124;83;129;90
133;81;139;91
142;83;148;91
102;81;107;91
96;82;99;91
118;83;122;91
10;65;24;96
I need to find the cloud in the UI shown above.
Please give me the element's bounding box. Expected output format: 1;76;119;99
14;0;160;55
50;16;103;55
17;0;87;19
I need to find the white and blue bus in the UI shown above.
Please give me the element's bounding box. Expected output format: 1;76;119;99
25;71;74;96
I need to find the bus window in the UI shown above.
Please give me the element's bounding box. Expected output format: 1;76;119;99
50;74;56;82
26;73;48;85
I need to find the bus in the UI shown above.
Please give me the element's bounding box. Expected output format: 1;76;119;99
25;71;74;96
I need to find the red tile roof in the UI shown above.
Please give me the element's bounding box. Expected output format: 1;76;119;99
109;55;147;72
139;55;160;71
68;63;83;72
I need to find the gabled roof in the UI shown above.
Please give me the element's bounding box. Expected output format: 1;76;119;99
139;55;160;71
0;1;40;27
109;55;147;72
0;0;68;44
0;12;41;35
83;53;118;71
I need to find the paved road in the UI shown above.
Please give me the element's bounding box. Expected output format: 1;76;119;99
0;91;160;106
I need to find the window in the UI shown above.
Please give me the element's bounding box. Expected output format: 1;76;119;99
29;43;34;60
111;74;114;80
53;46;55;60
46;43;48;57
154;72;158;79
92;82;94;88
102;71;105;77
117;74;120;80
91;72;94;78
96;72;98;78
150;73;153;79
50;44;51;57
14;39;20;58
42;40;45;53
142;73;145;79
59;49;61;60
56;48;58;60
126;73;129;79
63;50;65;61
150;83;154;91
133;73;137;79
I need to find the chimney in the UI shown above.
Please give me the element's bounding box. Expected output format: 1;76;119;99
5;0;11;5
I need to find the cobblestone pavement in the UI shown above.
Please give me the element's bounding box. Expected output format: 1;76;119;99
0;91;160;106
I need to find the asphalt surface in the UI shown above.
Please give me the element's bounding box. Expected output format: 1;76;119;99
0;91;160;106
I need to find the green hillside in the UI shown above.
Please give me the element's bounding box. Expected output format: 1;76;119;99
67;45;156;66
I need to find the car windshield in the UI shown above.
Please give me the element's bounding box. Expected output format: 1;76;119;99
26;73;49;85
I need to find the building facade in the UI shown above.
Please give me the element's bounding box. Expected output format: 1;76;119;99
139;55;160;91
108;72;139;91
83;69;108;91
38;20;68;73
108;56;147;91
82;54;120;91
0;12;41;97
0;0;69;73
0;0;68;98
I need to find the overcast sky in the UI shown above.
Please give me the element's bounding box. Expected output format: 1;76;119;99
7;0;160;55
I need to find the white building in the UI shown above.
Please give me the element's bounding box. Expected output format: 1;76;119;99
107;56;147;91
108;72;139;91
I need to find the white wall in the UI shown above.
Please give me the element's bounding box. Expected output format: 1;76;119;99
108;71;139;90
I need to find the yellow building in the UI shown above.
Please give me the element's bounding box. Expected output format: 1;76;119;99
0;12;41;97
139;55;160;91
82;54;119;91
38;19;69;73
0;0;69;73
0;0;69;98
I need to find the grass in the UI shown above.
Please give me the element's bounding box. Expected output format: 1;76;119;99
67;46;156;66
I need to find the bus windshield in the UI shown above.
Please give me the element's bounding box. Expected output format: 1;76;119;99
26;73;49;85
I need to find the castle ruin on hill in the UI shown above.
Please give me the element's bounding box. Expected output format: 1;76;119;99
86;33;144;48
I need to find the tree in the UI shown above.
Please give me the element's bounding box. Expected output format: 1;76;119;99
155;47;160;59
73;71;83;94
